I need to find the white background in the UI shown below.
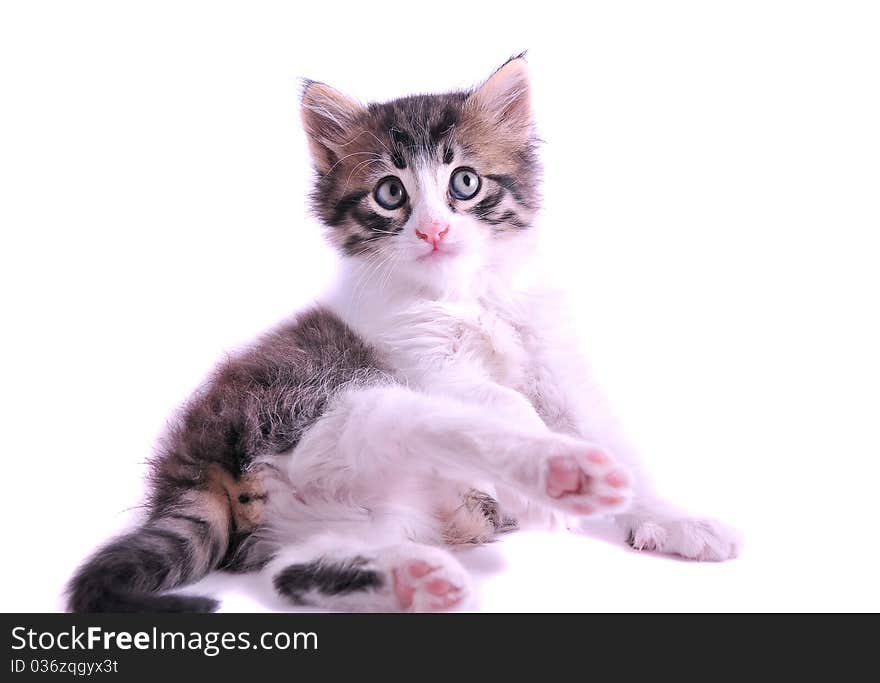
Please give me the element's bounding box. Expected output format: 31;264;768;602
1;1;878;612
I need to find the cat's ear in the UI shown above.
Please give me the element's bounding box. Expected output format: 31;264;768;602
466;55;532;139
301;80;364;173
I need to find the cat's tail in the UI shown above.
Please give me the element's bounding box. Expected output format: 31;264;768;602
66;482;232;613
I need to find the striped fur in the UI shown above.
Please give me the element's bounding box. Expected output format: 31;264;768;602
302;54;540;257
67;308;390;612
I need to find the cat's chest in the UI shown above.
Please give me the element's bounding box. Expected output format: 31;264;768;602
374;301;529;389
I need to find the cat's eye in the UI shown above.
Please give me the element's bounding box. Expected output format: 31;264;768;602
449;167;481;200
374;176;408;210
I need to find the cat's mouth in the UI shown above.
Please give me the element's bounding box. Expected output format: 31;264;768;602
417;244;462;262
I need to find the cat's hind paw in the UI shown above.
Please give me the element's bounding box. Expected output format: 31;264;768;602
390;551;471;612
542;448;632;517
627;516;741;561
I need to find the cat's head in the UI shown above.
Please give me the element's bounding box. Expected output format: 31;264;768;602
301;56;539;291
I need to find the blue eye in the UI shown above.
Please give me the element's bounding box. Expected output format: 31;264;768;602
374;176;407;210
449;167;481;200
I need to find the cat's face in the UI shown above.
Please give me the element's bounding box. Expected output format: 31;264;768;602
301;57;539;290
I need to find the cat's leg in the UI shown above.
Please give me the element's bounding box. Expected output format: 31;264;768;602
570;409;742;561
284;384;633;519
558;396;740;560
266;532;473;612
517;301;741;561
438;377;550;431
614;501;742;561
539;370;740;560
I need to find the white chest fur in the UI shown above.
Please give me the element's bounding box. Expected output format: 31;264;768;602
360;298;530;393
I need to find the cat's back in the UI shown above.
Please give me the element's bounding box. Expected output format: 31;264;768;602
156;306;390;486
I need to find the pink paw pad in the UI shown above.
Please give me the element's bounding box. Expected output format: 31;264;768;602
605;470;629;488
392;569;416;608
407;561;432;578
587;450;609;464
546;456;591;498
543;448;632;517
392;561;465;612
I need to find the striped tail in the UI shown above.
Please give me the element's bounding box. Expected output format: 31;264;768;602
65;307;380;611
66;487;231;613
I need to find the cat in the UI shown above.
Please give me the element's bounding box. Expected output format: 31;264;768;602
67;55;740;613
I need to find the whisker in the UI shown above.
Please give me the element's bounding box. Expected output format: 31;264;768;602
322;151;384;179
340;158;386;196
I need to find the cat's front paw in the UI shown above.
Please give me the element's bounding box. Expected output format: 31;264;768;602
541;448;632;517
627;516;741;561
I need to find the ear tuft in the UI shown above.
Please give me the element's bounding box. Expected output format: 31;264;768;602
300;80;363;173
467;55;531;136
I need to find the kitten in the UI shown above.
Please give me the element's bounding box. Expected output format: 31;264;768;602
67;56;740;613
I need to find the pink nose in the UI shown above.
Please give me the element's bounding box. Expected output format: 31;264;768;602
415;221;450;250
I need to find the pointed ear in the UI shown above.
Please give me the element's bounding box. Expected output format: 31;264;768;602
467;55;532;138
301;80;364;173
